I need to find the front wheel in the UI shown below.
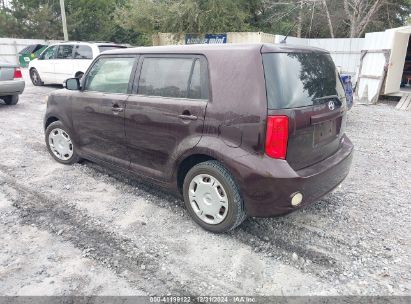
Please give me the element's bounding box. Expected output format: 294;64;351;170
45;121;80;165
183;160;246;233
30;68;44;86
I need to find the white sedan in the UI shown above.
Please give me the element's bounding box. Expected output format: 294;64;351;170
0;62;25;105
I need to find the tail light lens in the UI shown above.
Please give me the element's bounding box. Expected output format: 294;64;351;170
13;68;23;79
265;115;289;159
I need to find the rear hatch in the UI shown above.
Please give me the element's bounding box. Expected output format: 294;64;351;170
262;51;347;170
0;62;17;81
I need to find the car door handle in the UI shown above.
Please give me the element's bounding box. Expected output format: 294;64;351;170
178;114;198;121
112;105;124;114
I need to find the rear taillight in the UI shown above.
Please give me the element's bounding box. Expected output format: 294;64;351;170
13;68;23;79
265;115;289;159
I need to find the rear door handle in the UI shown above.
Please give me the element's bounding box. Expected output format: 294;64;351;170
112;104;124;114
178;114;198;121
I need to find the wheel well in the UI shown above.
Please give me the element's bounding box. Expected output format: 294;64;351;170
45;117;59;129
177;154;216;194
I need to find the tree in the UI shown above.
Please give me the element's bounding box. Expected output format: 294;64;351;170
1;0;410;42
116;0;250;34
1;0;62;39
343;0;387;37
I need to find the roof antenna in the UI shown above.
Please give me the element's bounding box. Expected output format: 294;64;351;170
280;20;299;44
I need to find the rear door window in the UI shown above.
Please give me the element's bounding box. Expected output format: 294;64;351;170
85;57;136;94
137;57;208;99
263;52;345;109
74;45;93;59
56;45;74;59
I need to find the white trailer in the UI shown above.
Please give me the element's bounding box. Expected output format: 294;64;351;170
356;26;411;108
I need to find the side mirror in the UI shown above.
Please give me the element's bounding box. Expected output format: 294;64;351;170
65;78;80;90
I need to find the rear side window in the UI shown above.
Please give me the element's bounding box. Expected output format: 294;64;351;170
85;57;135;94
138;57;208;99
263;52;345;109
74;45;93;59
57;45;74;59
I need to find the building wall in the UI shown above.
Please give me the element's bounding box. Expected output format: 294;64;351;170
0;38;60;64
275;35;364;80
153;32;363;82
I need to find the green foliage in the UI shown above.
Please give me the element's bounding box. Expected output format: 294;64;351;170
0;0;410;42
1;0;62;39
116;0;250;34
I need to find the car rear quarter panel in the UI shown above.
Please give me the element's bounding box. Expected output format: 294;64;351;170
201;47;267;154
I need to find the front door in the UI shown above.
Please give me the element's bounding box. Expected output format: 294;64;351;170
36;45;58;82
71;55;138;168
125;55;209;180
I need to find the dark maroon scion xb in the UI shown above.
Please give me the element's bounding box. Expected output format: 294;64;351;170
44;44;353;233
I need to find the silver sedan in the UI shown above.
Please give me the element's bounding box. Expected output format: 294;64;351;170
0;61;25;105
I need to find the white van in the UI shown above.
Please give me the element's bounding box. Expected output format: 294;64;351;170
28;42;127;85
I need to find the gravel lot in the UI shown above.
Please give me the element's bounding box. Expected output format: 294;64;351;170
0;71;410;296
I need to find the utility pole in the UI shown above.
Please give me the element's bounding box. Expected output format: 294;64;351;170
59;0;69;41
296;0;303;38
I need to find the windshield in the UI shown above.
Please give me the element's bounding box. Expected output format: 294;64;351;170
263;52;345;109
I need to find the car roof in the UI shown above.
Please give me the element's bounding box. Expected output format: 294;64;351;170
57;41;123;46
102;43;328;55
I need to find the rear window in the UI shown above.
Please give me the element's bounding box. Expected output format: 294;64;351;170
98;45;127;53
263;52;345;109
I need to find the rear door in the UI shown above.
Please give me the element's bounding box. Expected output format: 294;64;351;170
263;51;347;170
73;44;94;76
125;55;209;180
54;44;75;83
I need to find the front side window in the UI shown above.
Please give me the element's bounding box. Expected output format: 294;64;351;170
42;46;58;60
57;45;74;59
74;45;93;59
85;57;135;94
138;57;208;99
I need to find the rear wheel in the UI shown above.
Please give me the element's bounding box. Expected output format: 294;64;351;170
45;121;80;165
183;160;246;233
30;68;44;86
2;95;19;105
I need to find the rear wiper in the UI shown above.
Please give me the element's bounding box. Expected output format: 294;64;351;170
314;95;339;101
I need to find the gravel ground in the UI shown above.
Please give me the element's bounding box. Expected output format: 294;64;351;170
0;71;410;296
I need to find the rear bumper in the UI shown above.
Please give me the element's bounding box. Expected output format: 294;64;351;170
0;79;25;96
234;135;354;217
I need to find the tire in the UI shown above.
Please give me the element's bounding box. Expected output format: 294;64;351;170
183;160;246;233
3;95;19;105
30;68;44;86
45;121;81;165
